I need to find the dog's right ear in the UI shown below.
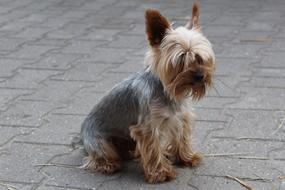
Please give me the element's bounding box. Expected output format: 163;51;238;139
145;9;171;47
186;2;200;29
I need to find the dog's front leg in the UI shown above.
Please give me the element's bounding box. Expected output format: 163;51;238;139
176;112;202;167
130;124;176;183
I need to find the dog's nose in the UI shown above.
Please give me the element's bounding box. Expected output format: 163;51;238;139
193;73;204;82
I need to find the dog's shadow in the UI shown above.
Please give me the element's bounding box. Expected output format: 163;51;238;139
45;146;190;189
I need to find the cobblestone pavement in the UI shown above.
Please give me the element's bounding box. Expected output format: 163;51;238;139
0;0;285;189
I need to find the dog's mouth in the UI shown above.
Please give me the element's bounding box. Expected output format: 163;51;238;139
166;69;212;100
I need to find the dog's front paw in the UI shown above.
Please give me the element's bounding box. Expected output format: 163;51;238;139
145;166;177;183
177;152;203;167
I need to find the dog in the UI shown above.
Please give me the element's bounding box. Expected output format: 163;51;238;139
80;2;215;183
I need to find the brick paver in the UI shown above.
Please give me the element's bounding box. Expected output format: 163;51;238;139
0;0;285;189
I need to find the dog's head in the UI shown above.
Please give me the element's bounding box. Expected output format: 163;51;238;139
145;2;215;100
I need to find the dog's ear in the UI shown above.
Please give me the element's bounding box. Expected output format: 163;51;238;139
145;9;171;47
186;2;200;29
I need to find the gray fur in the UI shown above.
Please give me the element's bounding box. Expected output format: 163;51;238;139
81;66;180;155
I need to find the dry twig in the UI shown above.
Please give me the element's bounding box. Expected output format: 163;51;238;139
226;175;254;190
0;182;17;190
204;153;250;157
240;38;271;43
34;163;80;169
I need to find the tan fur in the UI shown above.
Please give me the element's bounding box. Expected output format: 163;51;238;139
130;123;176;183
175;111;202;166
130;101;201;183
145;26;215;100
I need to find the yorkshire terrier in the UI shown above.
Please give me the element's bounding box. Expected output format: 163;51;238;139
80;2;215;183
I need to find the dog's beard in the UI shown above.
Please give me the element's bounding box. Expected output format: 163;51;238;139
166;69;211;100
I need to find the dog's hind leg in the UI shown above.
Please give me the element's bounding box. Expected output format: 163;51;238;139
81;135;121;174
81;119;121;174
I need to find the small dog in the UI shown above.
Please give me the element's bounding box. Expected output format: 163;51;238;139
80;2;215;183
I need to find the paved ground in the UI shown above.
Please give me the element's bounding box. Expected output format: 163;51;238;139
0;0;285;189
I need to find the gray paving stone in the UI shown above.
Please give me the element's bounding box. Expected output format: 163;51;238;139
0;100;61;127
215;109;285;140
60;10;90;19
101;18;134;30
6;44;59;60
0;21;34;34
78;28;121;41
106;35;144;49
110;57;144;73
1;9;30;22
0;58;31;78
23;53;81;70
210;16;245;26
215;58;253;77
219;43;266;58
79;48;129;63
27;38;68;47
0;68;61;89
257;52;285;68
0;88;32;111
205;137;284;159
0;125;33;146
269;39;285;51
251;11;284;21
79;0;117;11
52;89;104;115
13;27;50;39
243;21;279;32
189;175;275;190
244;76;285;88
0;38;26;52
0;182;33;190
96;6;132;18
40;17;72;29
51;62;114;81
61;40;104;54
40;150;114;190
0;142;70;183
192;121;226;152
56;0;85;8
122;23;144;36
195;157;283;183
18;13;51;24
275;26;285;38
75;14;109;27
16;114;84;145
36;185;81;190
193;96;239;109
229;87;285;110
19;80;91;104
203;25;239;38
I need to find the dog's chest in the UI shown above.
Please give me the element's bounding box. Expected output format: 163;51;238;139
148;101;191;146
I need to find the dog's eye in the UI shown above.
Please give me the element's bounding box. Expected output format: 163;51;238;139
177;53;185;71
195;54;203;65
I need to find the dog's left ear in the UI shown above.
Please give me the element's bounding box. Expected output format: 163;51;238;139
145;9;171;47
186;2;200;29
